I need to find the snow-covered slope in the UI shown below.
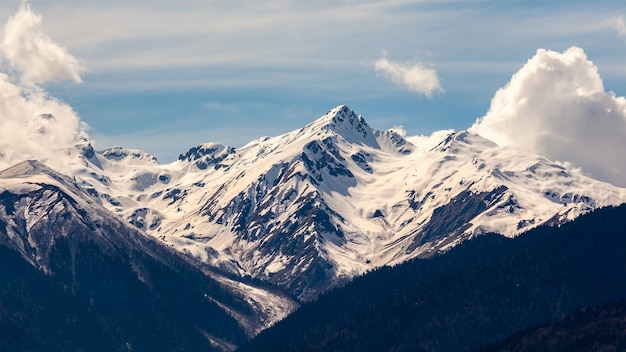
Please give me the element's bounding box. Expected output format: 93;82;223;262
0;160;298;338
45;105;626;300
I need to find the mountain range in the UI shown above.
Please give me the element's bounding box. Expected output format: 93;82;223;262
69;105;625;301
1;105;625;350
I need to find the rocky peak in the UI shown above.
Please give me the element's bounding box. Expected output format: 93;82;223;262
306;105;379;147
178;142;235;170
100;146;159;165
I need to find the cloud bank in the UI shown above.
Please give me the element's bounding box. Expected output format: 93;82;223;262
0;4;86;172
375;54;442;97
470;46;626;187
1;3;83;85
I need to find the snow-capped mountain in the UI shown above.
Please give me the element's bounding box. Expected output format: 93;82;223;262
60;105;626;301
0;160;298;344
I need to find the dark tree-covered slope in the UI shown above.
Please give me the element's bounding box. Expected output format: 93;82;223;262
0;246;117;352
240;204;626;352
482;299;626;352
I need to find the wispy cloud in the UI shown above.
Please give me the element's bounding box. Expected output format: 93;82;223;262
374;53;442;97
610;16;626;39
9;1;623;80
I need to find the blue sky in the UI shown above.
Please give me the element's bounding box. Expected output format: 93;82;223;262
1;0;625;162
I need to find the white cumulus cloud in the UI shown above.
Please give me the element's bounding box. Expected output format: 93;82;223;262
0;4;87;172
470;46;626;187
375;53;442;97
1;3;83;85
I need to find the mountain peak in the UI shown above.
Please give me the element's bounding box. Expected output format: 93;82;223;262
0;160;57;178
100;146;159;166
319;105;366;129
307;105;378;147
0;160;80;195
178;142;235;170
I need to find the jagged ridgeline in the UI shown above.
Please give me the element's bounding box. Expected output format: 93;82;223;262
70;105;625;302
